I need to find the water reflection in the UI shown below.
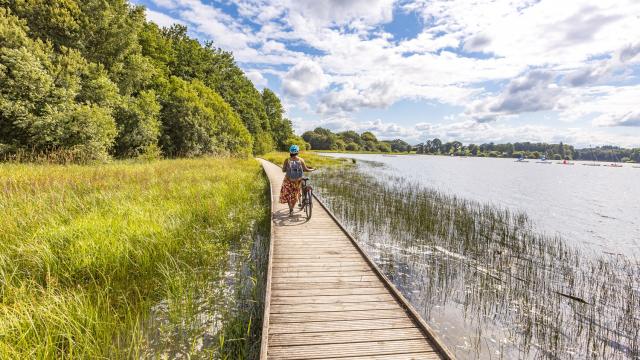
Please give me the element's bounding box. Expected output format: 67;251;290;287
314;162;639;359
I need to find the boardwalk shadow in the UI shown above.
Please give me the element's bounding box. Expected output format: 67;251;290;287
273;208;308;226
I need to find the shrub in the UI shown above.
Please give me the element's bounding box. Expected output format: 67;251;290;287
159;77;252;157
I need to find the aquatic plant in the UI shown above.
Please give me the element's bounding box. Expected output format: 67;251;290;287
314;162;640;359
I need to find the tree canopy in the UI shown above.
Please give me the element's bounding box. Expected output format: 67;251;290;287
0;1;297;161
301;127;409;152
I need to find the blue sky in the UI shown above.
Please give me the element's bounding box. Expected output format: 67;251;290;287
135;0;640;147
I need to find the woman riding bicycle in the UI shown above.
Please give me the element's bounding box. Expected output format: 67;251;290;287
280;145;315;216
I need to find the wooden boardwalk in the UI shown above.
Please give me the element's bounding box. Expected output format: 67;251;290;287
258;159;454;360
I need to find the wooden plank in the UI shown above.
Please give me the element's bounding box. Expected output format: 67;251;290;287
270;301;400;313
271;281;382;290
272;254;362;259
270;308;407;323
267;339;433;359
267;318;417;334
322;353;442;360
272;270;374;278
269;328;425;346
272;259;367;265
272;287;388;297
272;275;379;283
271;294;394;305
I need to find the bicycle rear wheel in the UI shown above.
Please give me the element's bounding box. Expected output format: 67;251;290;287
304;188;313;220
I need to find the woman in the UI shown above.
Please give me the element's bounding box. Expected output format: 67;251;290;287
280;145;315;215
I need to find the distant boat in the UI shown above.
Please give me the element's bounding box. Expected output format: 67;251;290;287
582;163;601;166
556;161;575;165
515;158;529;163
604;163;623;168
633;165;640;169
536;156;552;164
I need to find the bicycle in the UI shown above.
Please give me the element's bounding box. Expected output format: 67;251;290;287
299;177;313;220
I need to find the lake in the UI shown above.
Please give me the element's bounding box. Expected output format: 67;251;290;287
321;153;640;258
313;153;640;359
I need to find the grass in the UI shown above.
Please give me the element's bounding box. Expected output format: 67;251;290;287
0;157;269;359
261;151;352;168
313;163;640;359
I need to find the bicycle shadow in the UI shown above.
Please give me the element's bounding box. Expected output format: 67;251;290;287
273;208;309;226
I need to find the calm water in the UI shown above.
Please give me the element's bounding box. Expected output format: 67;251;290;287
322;154;640;257
313;154;640;359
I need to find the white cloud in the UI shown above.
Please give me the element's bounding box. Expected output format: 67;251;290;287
245;70;268;88
282;59;328;97
593;111;640;127
145;9;184;27
140;0;640;146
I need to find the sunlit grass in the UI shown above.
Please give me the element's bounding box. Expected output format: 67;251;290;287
0;157;269;358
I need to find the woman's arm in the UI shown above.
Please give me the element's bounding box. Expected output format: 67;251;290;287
300;159;315;171
282;158;288;172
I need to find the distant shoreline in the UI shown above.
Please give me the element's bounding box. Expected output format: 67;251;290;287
318;151;639;163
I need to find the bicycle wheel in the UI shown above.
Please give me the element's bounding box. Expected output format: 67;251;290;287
304;188;313;220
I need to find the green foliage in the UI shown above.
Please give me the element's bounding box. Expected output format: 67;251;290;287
114;90;161;158
284;135;310;151
262;88;294;150
383;139;411;152
416;137;640;162
302;127;398;153
1;1;292;162
159;77;252;157
0;8;118;160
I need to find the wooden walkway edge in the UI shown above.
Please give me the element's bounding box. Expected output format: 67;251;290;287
258;158;455;360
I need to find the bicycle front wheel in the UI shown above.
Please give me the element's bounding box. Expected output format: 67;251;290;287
305;188;313;220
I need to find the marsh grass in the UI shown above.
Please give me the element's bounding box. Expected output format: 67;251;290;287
314;162;639;359
0;157;269;358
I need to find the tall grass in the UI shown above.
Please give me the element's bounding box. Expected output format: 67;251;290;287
314;162;639;359
0;157;269;358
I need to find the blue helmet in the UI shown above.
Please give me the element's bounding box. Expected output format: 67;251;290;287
289;144;300;154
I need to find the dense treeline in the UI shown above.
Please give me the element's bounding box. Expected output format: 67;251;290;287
0;0;302;162
302;127;412;152
415;138;640;162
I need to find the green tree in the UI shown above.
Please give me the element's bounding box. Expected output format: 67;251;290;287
158;77;252;157
361;131;377;142
262;88;293;150
0;8;118;159
113;90;161;157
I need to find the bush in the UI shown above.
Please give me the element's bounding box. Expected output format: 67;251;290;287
283;135;309;151
159;77;252;157
253;131;274;155
114;91;161;158
345;142;360;151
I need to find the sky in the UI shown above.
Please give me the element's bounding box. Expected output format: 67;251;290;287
134;0;640;147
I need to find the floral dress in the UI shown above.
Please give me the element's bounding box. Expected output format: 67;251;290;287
279;158;303;205
279;177;302;205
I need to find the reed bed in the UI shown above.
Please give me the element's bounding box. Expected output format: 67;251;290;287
313;162;639;359
0;158;269;359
